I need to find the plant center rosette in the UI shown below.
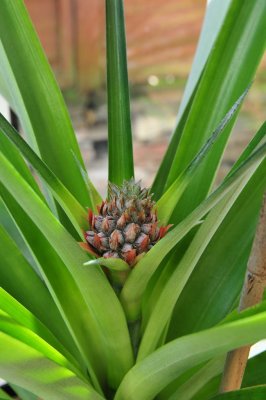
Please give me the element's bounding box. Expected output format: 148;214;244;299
80;179;172;267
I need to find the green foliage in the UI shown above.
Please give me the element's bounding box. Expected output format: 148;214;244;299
0;0;266;399
106;0;134;185
210;386;266;399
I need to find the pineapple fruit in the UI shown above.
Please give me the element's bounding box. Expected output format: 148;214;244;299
82;179;171;266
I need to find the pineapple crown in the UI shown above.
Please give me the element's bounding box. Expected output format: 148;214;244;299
81;179;171;266
109;179;151;201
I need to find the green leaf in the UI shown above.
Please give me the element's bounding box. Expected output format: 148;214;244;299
0;189;103;391
145;121;266;345
0;332;104;400
176;0;231;119
158;300;266;400
0;288;82;377
0;188;100;372
0;198;38;270
151;87;198;200
0;224;80;363
210;386;266;399
167;160;266;341
228;121;266;176
0;153;134;388
191;350;266;400
0;119;47;268
164;0;266;222
84;257;130;272
72;152;102;213
157;88;249;224
106;0;134;185
0;389;12;400
1;188;103;388
0;0;96;209
115;312;266;400
162;357;225;400
139;139;266;356
138;179;253;361
147;105;262;324
0;311;81;378
0;114;87;237
0;116;43;197
10;385;39;400
120;140;266;321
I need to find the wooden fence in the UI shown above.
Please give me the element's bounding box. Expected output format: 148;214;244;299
25;0;206;91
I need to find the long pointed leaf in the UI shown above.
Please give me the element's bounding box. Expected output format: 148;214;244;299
151;86;198;200
190;350;266;400
0;224;80;364
166;348;266;400
0;118;43;197
0;288;82;377
210;386;266;399
167;167;266;341
176;0;231;119
157;88;248;223
106;0;134;185
145;122;266;343
0;333;104;400
10;385;38;400
164;0;266;222
115;312;266;400
0;200;104;389
0;312;81;379
72;152;102;213
0;1;96;208
0;114;87;237
0;389;12;400
138;178;256;360
0;153;134;388
121;141;266;321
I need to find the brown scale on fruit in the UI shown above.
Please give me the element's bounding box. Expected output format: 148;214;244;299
80;179;172;266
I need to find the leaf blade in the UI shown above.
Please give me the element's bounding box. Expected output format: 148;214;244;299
210;386;266;399
0;333;104;400
138;180;255;360
0;224;81;364
0;114;87;237
0;0;96;208
106;0;134;185
0;288;82;377
157;88;249;224
115;312;266;400
121;140;266;321
0;153;134;388
163;0;266;222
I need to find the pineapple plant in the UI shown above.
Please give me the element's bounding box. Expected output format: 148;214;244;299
0;1;266;400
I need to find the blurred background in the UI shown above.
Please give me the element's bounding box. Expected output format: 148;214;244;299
23;0;266;194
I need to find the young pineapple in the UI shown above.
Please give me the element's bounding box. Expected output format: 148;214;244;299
82;179;171;266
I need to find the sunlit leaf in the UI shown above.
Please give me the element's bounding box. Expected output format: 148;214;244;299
115;312;266;400
0;153;134;388
84;257;130;272
0;333;104;400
